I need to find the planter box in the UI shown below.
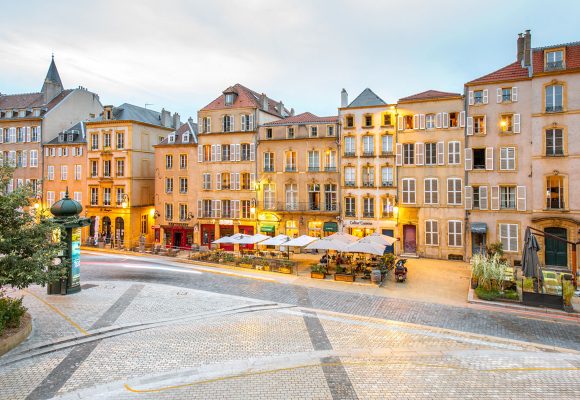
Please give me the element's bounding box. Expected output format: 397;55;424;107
239;263;254;269
311;272;326;279
334;273;355;282
278;267;293;274
522;291;563;310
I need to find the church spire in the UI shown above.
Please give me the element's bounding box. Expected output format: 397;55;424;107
41;55;64;103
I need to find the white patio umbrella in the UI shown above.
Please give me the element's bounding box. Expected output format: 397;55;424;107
305;232;358;251
284;235;319;247
356;232;397;247
237;233;270;245
260;234;290;246
346;241;387;256
212;233;247;244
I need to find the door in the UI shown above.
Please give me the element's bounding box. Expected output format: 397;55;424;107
115;217;125;246
102;216;112;243
382;229;395;254
403;225;417;254
544;227;567;267
472;233;486;255
173;232;183;249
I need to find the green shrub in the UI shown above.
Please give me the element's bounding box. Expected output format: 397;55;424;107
379;254;396;271
311;264;327;274
475;287;518;301
336;265;346;274
223;253;235;263
0;293;27;336
471;253;509;291
522;277;534;292
486;242;504;258
563;280;575;307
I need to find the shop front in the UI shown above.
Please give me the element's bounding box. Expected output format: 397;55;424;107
322;221;338;237
238;224;255;250
343;219;377;238
162;223;195;249
219;221;235;251
201;224;215;247
260;224;276;237
285;220;299;238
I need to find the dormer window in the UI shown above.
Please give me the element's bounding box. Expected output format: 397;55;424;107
19;110;26;117
168;134;175;144
58;133;65;143
545;49;564;71
182;133;190;143
266;128;273;139
33;109;41;117
67;133;74;142
225;93;235;106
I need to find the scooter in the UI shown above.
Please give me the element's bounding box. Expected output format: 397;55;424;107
394;259;407;282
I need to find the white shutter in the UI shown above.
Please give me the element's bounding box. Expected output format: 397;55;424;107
197;200;202;217
232;200;240;219
415;142;424;166
0;129;3;143
249;114;254;130
512;87;518;102
198;146;203;162
468;91;474;105
397;115;403;131
491;186;500;210
464;148;473;170
235;144;241;161
79;147;83;156
419;114;426;130
483;115;487;135
214;200;221;218
442;112;449;128
466;117;473;135
241;115;246;131
45;148;49;157
435;113;442;128
249;143;255;161
216;144;222;161
485;147;494;170
216;173;221;190
207;117;211;133
483;89;488;104
465;186;473;210
496;88;502;103
234;172;240;190
459;111;465;128
479;186;488;210
229;144;235;161
210;145;216;161
37;126;41;141
413;115;419;129
198;117;203;133
250;173;256;190
22;150;27;167
437;141;445;165
517;186;526;211
395;143;402;166
26;127;31;142
513;113;521;133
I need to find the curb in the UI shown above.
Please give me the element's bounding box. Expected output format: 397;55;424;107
0;313;32;357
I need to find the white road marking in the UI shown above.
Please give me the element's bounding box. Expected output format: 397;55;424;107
84;263;203;275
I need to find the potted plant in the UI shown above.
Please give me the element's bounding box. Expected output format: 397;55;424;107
277;260;293;274
310;264;327;279
238;256;254;269
562;279;575;312
334;265;355;282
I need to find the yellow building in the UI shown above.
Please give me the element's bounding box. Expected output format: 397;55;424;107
257;112;340;238
84;104;179;248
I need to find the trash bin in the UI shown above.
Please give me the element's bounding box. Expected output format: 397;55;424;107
371;269;382;284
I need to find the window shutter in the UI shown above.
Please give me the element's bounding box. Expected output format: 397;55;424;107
415;142;424;165
22;150;27;167
437;141;445;165
512;87;518;102
513;114;521;133
395;143;402;166
413;115;419;130
435;113;442;128
37;126;41;141
208;174;212;189
483;89;488;104
465;186;473;210
216;173;221;190
468;91;474;105
479;186;488;210
485;147;494;170
235;144;241;161
442;112;449;128
241;115;246;131
233;200;240;219
0;129;3;143
234;173;240;190
249;114;254;130
509;225;518;252
250;143;255;161
229;144;235;160
397;115;403;131
419;114;426;130
466;117;473;135
459;111;465;128
79;147;83;156
464;148;473;170
214;200;222;218
197;200;202;216
198;117;203;133
517;186;526;211
483;115;487;135
491;186;500;210
250;173;255;190
198;146;203;162
496;88;502;103
207;117;211;133
216;144;222;161
211;145;216;161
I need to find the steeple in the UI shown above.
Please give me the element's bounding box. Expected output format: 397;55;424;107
41;54;64;103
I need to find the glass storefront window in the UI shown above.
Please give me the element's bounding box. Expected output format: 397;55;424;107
286;220;299;238
308;221;322;238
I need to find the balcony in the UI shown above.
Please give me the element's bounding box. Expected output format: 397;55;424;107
344;181;355;187
344;211;356;217
308;166;320;172
263;166;274;172
362;151;375;157
380;151;393;157
382;212;394;218
343;152;356;157
362;181;375;188
324;166;337;172
381;181;394;187
363;212;375;218
545;61;564;71
545;105;564;113
257;202;338;212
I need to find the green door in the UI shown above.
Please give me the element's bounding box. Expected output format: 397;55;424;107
544;227;567;267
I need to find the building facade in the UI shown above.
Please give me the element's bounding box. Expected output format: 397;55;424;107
339;88;398;249
195;84;290;249
257;112;340;238
396;91;466;259
85;104;178;247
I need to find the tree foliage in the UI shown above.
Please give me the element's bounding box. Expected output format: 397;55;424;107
0;166;66;289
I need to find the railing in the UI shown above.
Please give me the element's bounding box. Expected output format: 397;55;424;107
308;166;320;172
344;181;355;187
344;211;356;217
545;61;564;71
263;167;274;172
362;151;375;157
501;94;512;102
546;105;563;113
363;212;375;218
285;166;296;172
382;212;394;218
324;167;337;172
344;152;355;157
381;181;394;187
362;181;375;187
257;201;338;212
381;151;393;156
546;199;565;210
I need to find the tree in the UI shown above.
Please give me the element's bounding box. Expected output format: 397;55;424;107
0;165;66;289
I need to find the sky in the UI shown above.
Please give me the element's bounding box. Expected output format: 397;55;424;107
1;0;579;120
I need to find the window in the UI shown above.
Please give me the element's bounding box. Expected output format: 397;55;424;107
165;154;173;169
283;151;296;172
403;143;414;165
165;203;173;221
344;136;355;156
241;143;252;161
202;173;211;190
221;145;231;161
202;117;211;133
90;188;98;205
344;167;355;186
425;220;439;246
327;125;335;136
345;197;356;217
501;88;512;102
221;200;232;218
308;184;320;211
500;147;516;170
545;84;563;112
241;114;253;131
546;175;565;209
222;115;233;132
381;135;393;154
310;126;318;137
91;134;99;150
73;192;81;202
448;141;460;164
179;154;187;169
263;184;275;210
241;172;251;190
266;128;273;139
116;187;125;205
381;197;393;218
74;164;81;180
287;127;295;139
141;214;148;235
345;115;354;128
472;186;481;209
241;200;251;219
425;143;437;165
500;114;513;133
383;113;392;126
17;128;24;142
47;191;55;207
546;50;564;70
225;93;234;105
424;178;439;204
403;115;413;130
116;159;125;176
449;112;458;128
263;152;274;172
179;177;188;194
307;151;320;171
381;167;393;187
473;148;486;170
103;160;111;177
31;127;40;142
47;165;54;180
324;184;337;211
90;160;98;177
103;188;111;206
474;116;485;134
60;165;68;180
448;221;462;247
499;224;518;252
402;178;416;204
179;204;188;221
103;132;111;148
285;184;298;210
363;197;374;218
474;90;484;104
165;178;174;193
500;186;516;209
425;114;435;129
364;115;373;127
362;166;374;187
447;178;462;205
116;132;124;149
545;128;564;156
220;173;231;189
201;200;212;218
362;136;374;156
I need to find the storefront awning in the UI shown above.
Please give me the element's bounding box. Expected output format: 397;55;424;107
470;223;487;233
323;222;338;232
260;225;275;233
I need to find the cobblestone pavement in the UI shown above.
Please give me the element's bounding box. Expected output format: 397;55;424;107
0;254;578;399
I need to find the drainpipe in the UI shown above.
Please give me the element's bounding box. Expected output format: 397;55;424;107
336;119;342;232
463;85;470;261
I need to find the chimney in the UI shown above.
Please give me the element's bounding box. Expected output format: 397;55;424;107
261;93;268;111
188;116;194;125
523;29;532;67
172;112;181;129
341;89;348;108
290;108;295;117
517;33;524;63
278;100;284;115
160;108;171;127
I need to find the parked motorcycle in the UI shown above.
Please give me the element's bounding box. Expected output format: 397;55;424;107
394;259;407;282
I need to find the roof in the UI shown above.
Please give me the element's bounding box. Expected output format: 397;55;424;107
155;119;198;146
90;103;165;126
398;90;461;103
42;56;63;89
0;89;73;112
46;121;86;145
466;61;530;85
345;88;386;108
262;112;338;126
200;83;290;118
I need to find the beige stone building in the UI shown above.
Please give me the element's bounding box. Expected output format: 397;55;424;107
395;90;466;259
257;112;340;238
339;88;397;250
152;120;198;248
85;104;178;247
195;84;290;249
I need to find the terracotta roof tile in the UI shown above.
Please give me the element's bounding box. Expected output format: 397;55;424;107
532;42;580;73
0;89;72;112
262;112;338;126
467;61;530;85
399;90;461;102
200;83;289;117
155;121;197;146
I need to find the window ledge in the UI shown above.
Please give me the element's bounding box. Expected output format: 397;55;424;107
542;208;569;212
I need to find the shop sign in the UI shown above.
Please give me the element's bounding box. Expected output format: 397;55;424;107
219;219;234;225
344;220;374;226
168;222;189;227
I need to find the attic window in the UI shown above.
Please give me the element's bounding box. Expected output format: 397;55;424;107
225;93;235;106
105;110;112;120
545;50;564;71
